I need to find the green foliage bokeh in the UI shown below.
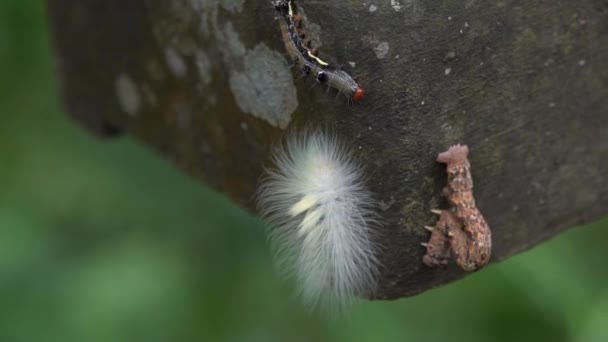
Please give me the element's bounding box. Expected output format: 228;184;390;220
0;2;606;341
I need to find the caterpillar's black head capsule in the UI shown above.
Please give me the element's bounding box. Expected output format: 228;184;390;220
274;0;289;12
316;71;327;83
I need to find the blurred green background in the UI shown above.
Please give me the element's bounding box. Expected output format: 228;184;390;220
1;2;607;342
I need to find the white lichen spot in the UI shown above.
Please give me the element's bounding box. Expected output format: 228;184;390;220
195;48;212;85
578;59;586;66
216;22;246;58
229;44;298;129
391;0;402;11
369;5;377;12
115;74;141;117
464;21;470;28
164;47;187;78
373;41;390;59
448;16;453;21
348;61;356;68
445;67;452;75
185;0;245;38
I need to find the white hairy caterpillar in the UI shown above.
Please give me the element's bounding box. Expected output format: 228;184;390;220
256;130;380;311
275;0;365;102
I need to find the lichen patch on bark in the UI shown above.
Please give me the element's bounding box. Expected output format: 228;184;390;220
229;44;298;129
115;74;141;117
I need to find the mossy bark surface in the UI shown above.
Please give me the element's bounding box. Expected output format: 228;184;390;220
46;0;608;299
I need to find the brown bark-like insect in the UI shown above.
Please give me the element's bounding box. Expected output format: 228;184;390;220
422;145;492;271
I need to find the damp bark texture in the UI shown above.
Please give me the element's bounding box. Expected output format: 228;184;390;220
46;0;608;299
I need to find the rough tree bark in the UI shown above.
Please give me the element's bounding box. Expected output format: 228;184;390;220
45;0;607;299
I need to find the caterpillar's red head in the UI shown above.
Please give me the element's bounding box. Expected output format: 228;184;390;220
352;86;365;102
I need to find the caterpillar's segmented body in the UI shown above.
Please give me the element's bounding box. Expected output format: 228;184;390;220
274;0;365;102
422;145;492;271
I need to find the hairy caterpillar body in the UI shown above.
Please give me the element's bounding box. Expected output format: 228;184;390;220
274;0;365;102
256;130;380;310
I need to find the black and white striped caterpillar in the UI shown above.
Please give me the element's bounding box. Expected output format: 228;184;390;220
274;0;365;102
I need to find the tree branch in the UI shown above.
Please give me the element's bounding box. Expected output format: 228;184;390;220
45;0;608;299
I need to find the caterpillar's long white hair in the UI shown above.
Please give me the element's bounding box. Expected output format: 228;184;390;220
257;130;380;310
